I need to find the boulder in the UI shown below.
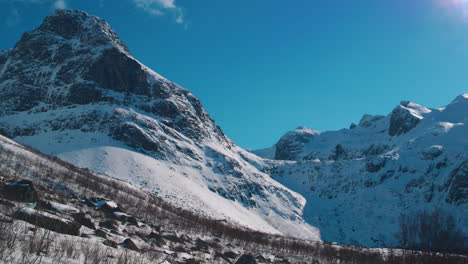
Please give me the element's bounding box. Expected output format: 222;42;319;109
95;229;108;238
235;254;257;264
13;208;81;236
184;259;202;264
112;212;138;225
99;219;120;230
191;238;209;252
73;212;96;230
254;254;268;262
103;239;118;248
147;232;166;247
0;180;38;202
223;251;239;259
120;238;139;251
161;232;184;244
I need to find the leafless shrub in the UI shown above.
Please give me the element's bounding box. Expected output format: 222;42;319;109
398;208;466;254
81;241;113;264
53;238;79;260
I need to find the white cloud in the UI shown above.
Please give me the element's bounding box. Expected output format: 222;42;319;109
52;0;66;9
132;0;185;25
176;14;183;24
133;0;175;10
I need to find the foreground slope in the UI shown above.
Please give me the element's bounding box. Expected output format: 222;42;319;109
0;9;318;240
253;95;468;247
3;134;465;263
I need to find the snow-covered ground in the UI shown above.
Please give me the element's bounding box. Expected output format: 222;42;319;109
0;9;319;242
0;9;466;250
253;94;468;247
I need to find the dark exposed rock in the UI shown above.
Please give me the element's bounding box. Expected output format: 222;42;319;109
445;161;468;205
388;102;424;136
365;157;386;173
112;212;138;225
38;9;129;52
405;177;426;194
120;238;139;251
99;219;120;230
147;232;166;247
184;259;203;264
13;208;81;236
73;212;96;230
191;238;209;252
235;254;257;264
161;232;184;244
223;251;239;259
379;170;395;183
254;254;268;262
110;122;162;153
68;83;102;104
358;114;385;129
364;179;378;188
332;144;347;161
100;201;122;213
362;144;389;157
87;197;123;213
86;48;148;95
0;180;39;202
95;229;108;238
274;128;316;160
421;146;443;160
103;239;118;248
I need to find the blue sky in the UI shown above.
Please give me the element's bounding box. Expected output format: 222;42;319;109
0;0;467;149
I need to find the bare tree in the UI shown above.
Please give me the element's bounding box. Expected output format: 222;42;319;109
398;208;466;254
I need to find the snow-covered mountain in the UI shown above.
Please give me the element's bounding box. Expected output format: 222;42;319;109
0;9;318;240
0;9;466;250
253;95;468;247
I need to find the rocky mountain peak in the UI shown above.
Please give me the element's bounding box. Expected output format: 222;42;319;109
358;114;385;129
36;9;129;53
0;9;225;145
388;101;431;136
451;93;468;104
274;126;319;160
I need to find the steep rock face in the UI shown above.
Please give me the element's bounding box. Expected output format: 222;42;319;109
358;114;385;129
0;10;318;240
445;161;468;206
254;95;468;247
388;101;431;136
0;10;220;143
274;127;319;160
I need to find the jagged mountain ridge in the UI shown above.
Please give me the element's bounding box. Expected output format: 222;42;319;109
0;9;319;240
253;94;468;247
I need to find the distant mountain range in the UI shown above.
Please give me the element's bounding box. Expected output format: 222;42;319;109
0;9;466;249
253;94;467;246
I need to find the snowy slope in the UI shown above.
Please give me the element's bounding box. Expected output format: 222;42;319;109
0;9;466;249
254;94;468;247
0;10;319;240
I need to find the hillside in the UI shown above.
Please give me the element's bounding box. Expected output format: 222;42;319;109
253;95;468;248
0;9;316;241
1;134;466;263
